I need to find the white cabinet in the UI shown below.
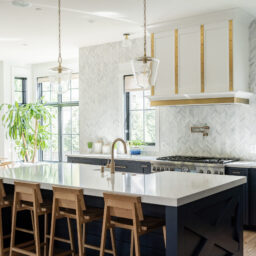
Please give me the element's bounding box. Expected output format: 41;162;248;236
204;21;229;93
178;26;201;94
154;31;175;97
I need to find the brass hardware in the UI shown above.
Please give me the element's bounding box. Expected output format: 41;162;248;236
175;29;179;94
115;165;127;169
229;20;233;91
150;97;249;106
191;125;210;137
109;138;128;174
200;25;205;93
231;171;241;175
151;33;155;96
140;165;148;168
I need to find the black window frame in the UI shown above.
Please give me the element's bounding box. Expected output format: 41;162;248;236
37;75;79;162
14;77;27;104
124;75;156;146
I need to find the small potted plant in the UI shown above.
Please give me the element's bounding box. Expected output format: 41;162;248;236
129;140;144;155
87;142;93;153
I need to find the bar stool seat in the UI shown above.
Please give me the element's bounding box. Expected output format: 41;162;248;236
110;215;165;232
58;206;103;221
100;193;166;256
9;181;51;256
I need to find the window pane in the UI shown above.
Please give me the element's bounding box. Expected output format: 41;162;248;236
42;82;50;91
130;111;143;141
71;89;79;102
129;91;143;110
72;135;79;154
72;106;79;134
144;110;156;143
42;91;50;103
62;88;71;102
14;79;22;91
63;135;72;161
14;92;22;103
71;78;79;89
62;107;72;134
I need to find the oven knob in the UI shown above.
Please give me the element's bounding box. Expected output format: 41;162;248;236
161;167;164;172
199;170;204;173
157;167;160;172
214;171;219;175
152;166;156;172
220;172;224;175
165;167;169;171
207;170;211;174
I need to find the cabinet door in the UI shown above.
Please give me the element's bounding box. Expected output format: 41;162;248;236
225;167;249;225
204;21;229;92
249;169;256;226
178;26;201;94
154;31;175;97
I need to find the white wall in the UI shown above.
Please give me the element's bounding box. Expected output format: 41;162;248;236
0;61;32;159
79;38;145;153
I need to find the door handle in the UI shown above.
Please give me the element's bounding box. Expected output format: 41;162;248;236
115;165;127;169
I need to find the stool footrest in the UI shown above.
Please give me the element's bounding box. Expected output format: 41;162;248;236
16;227;34;235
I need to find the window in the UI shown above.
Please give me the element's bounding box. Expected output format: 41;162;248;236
14;77;27;104
124;75;156;145
38;74;79;162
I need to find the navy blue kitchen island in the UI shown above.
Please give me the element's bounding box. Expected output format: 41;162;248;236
0;163;246;256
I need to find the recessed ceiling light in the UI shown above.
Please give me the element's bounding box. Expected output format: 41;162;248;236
88;19;95;24
92;11;125;19
12;0;31;8
35;7;42;11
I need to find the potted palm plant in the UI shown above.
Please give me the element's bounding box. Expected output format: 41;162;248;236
0;101;53;163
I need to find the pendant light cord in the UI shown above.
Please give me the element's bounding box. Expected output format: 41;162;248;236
58;0;62;68
143;0;147;58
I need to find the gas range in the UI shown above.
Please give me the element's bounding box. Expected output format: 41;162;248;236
151;156;239;175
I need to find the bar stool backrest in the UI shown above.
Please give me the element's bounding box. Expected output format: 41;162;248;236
52;186;86;212
14;181;43;209
103;193;144;221
0;179;6;205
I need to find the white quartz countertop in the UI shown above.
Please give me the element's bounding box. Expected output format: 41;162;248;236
225;161;256;168
0;163;246;207
67;154;158;162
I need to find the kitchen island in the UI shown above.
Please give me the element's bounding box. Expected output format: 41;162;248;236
0;163;246;256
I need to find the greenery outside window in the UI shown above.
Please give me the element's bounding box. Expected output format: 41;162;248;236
124;75;156;146
14;77;27;104
37;74;79;162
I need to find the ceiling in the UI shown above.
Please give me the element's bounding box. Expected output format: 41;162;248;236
0;0;256;64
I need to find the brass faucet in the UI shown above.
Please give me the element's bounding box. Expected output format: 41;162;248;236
109;138;127;174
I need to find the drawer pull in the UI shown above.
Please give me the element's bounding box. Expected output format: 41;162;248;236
231;171;242;175
116;165;127;169
141;165;148;168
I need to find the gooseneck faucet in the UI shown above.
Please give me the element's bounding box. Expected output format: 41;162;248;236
109;138;127;174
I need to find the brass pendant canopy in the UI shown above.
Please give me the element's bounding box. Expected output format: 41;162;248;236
131;0;159;90
49;0;71;95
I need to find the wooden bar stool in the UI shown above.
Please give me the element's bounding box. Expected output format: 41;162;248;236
0;179;12;255
0;162;13;169
49;186;116;256
100;193;166;256
9;181;52;256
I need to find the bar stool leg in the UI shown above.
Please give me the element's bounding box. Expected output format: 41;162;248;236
130;231;134;256
49;200;57;256
33;208;41;256
0;208;3;256
100;208;108;256
110;228;117;256
9;197;18;256
67;217;75;256
133;227;141;256
76;220;84;256
44;213;48;256
163;226;166;248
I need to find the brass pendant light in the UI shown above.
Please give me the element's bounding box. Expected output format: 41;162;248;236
49;0;72;95
131;0;159;90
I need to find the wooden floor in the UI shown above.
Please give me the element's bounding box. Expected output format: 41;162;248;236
244;230;256;256
5;231;256;255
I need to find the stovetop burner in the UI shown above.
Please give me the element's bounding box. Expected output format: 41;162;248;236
156;156;239;164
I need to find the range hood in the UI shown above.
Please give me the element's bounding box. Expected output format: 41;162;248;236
150;91;253;107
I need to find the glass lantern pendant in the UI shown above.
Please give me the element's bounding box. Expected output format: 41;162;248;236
49;0;72;95
131;0;159;90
